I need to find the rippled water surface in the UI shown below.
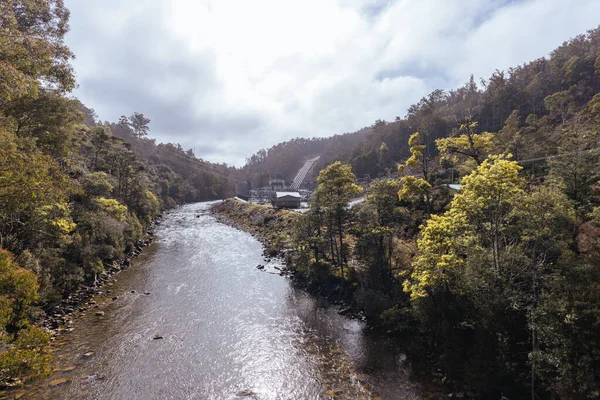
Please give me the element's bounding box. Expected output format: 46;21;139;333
4;202;420;400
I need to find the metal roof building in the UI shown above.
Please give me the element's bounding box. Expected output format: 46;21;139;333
272;192;302;208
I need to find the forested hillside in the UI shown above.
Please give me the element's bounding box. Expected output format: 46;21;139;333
240;128;371;188
244;26;600;185
282;26;600;399
341;25;600;179
0;0;233;383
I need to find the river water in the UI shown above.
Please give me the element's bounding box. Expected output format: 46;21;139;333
3;202;421;400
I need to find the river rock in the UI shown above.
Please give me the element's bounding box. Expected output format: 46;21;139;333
49;378;70;387
83;351;95;358
95;311;104;316
325;389;343;398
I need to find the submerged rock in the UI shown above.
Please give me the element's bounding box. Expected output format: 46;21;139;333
49;378;70;387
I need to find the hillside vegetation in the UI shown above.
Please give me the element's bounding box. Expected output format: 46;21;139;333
241;26;600;186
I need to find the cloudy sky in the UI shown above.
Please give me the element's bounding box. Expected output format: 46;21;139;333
64;0;600;166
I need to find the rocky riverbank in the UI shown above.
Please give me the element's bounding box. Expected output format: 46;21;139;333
211;199;296;262
41;214;163;337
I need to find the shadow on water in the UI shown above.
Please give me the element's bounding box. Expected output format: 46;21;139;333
2;202;420;400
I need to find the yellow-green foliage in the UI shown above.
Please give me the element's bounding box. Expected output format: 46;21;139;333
452;155;525;223
406;132;426;167
0;326;53;384
397;132;435;211
36;203;76;234
0;0;75;103
0;129;72;216
145;190;159;212
435;120;495;173
96;197;128;221
405;209;473;298
315;162;362;203
0;250;51;384
406;156;524;299
0;250;40;330
398;175;431;201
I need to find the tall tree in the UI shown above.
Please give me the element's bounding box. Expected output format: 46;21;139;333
128;112;151;139
312;162;361;278
398;132;435;214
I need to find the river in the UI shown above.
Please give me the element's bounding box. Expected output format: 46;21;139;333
3;202;421;400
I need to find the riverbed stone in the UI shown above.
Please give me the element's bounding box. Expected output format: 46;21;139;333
49;378;70;387
95;311;104;316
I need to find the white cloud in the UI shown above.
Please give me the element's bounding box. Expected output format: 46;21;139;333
64;0;600;166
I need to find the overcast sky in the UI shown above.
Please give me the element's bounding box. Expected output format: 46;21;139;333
64;0;600;166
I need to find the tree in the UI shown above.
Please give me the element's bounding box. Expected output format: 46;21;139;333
0;0;75;106
549;127;600;209
398;132;435;214
312;162;362;279
512;184;576;399
544;90;576;123
378;142;392;173
0;128;71;249
3;90;84;156
494;110;525;160
453;155;525;273
407;155;524;297
353;179;402;295
128;112;151;139
435;119;495;174
0;250;52;385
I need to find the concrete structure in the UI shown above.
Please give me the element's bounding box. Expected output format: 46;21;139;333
272;192;302;208
269;179;285;191
445;184;462;191
289;156;320;190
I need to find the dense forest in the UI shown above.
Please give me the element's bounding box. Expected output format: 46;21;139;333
0;0;234;384
283;26;600;399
